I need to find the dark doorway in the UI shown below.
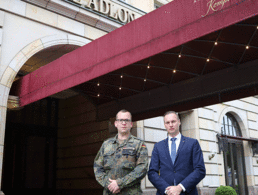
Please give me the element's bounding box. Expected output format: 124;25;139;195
2;98;59;195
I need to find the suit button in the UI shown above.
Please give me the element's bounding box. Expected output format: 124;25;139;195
174;171;176;173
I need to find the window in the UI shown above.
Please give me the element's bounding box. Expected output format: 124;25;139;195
221;114;240;136
154;0;163;9
154;3;161;9
221;113;248;195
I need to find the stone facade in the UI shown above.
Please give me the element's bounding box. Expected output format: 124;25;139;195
1;0;257;195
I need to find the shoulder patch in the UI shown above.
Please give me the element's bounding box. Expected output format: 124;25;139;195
141;144;146;148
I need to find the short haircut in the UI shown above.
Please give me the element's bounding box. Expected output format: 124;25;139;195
163;111;180;120
116;109;132;120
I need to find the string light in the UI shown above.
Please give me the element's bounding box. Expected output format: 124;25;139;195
97;83;100;86
147;66;150;69
179;54;181;58
173;69;176;73
121;75;123;78
119;87;122;90
97;94;100;97
144;79;146;82
207;59;210;62
214;42;218;45
246;46;249;49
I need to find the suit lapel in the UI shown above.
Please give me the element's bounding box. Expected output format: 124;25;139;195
164;138;174;167
175;135;186;163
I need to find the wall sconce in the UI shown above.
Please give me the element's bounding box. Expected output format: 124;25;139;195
208;150;216;160
7;95;21;110
208;153;215;160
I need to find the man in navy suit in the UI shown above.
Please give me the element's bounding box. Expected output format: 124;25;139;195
148;111;206;195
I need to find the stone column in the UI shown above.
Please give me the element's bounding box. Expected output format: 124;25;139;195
0;105;7;195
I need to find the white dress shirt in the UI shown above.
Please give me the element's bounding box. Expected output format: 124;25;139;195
168;133;181;155
165;133;186;193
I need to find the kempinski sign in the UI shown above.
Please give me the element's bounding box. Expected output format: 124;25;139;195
69;0;139;23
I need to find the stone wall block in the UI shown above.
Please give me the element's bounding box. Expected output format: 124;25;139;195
26;4;58;27
57;15;84;36
41;34;69;48
199;118;215;131
0;84;9;108
144;128;167;142
85;25;108;40
198;108;214;120
247;112;257;122
76;8;100;27
0;107;6;146
9;51;28;72
0;146;3;188
47;0;79;18
144;116;164;129
21;38;44;58
0;0;26;16
255;176;258;185
242;97;258;105
252;157;258;166
200;140;209;152
95;16;121;32
180;111;196;131
248;120;257;130
246;175;255;187
0;11;4;27
202;175;220;187
250;130;258;138
225;100;258;113
181;129;197;139
145;143;154;157
0;28;2;46
217;153;224;164
200;129;216;141
68;34;90;46
254;167;258;176
205;164;219;175
0;66;16;88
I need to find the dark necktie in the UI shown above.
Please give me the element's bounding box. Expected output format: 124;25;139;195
170;138;177;164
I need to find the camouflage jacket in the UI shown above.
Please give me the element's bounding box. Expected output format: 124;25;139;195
94;134;148;195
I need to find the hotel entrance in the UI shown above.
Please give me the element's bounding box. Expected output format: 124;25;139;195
2;98;59;195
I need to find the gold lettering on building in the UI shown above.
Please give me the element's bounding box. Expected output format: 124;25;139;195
202;0;230;17
71;0;136;23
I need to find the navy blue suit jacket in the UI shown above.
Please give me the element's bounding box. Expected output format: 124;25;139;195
148;135;206;195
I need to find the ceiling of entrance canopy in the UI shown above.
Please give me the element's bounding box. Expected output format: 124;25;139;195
71;14;258;105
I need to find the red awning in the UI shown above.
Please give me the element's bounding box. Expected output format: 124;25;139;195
15;0;258;107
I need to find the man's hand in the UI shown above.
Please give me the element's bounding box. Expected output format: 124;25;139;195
108;178;120;194
166;185;182;195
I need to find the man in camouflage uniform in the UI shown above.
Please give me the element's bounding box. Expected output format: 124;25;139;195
94;109;148;195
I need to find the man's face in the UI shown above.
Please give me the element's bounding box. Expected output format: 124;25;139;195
164;113;181;137
114;111;132;135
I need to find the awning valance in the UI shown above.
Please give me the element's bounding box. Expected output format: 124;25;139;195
12;0;258;107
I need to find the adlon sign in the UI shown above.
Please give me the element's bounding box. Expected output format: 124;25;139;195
71;0;138;23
